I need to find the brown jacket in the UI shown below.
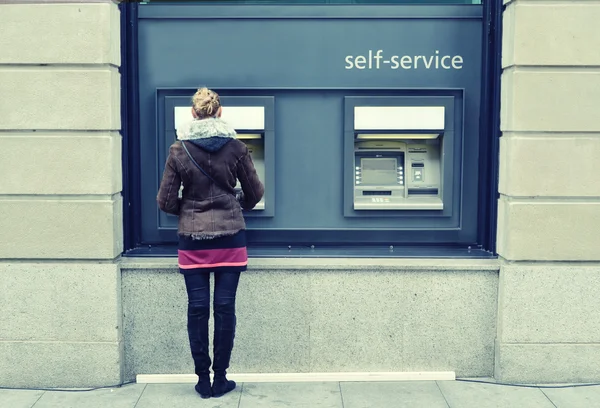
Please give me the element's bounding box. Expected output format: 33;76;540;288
157;117;264;239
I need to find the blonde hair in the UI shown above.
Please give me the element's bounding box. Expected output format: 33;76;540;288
192;87;221;119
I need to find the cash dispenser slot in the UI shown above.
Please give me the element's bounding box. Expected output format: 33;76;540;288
408;188;439;195
363;191;392;196
352;106;444;211
174;105;267;211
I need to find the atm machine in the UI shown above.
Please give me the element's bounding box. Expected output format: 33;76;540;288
351;106;445;211
174;105;267;211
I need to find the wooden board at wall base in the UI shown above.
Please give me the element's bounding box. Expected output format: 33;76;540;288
136;371;456;384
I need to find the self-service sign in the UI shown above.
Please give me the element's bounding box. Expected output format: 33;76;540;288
344;49;464;71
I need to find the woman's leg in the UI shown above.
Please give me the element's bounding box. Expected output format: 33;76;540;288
211;271;241;397
183;272;212;398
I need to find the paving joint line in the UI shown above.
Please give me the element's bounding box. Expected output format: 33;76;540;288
539;388;559;408
339;381;346;408
29;390;46;408
237;382;244;408
132;383;148;408
435;381;452;408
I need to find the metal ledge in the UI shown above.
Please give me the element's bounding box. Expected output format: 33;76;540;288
121;246;499;271
124;244;495;259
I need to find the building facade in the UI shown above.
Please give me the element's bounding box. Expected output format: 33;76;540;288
1;0;599;388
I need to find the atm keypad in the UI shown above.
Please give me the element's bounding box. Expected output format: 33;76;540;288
398;166;404;185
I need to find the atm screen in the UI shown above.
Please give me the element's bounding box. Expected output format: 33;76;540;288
361;158;397;185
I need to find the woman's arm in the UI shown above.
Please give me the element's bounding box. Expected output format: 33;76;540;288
236;149;265;211
157;150;182;215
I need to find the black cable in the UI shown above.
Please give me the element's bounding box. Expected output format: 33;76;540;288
457;378;600;389
0;381;136;393
4;379;600;392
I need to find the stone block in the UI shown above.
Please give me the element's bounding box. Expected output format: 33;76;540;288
438;381;555;408
495;343;600;384
0;68;120;131
0;340;122;388
544;386;600;408
502;3;516;66
496;197;600;261
0;262;121;342
33;384;146;408
309;270;498;377
240;383;343;408
501;69;600;132
234;270;311;373
341;382;449;408
0;3;120;65
498;263;600;343
121;269;192;380
503;2;600;68
0;390;45;408
121;260;499;378
121;268;311;381
499;134;600;197
136;384;240;408
0;133;122;195
0;196;123;259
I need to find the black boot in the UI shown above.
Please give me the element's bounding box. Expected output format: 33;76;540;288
211;375;236;398
194;373;212;399
211;301;237;398
187;303;212;398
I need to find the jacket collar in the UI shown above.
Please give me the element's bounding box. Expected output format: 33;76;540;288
176;117;237;141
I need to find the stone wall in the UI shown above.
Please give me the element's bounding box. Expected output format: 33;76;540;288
0;0;123;387
121;259;499;381
496;0;600;383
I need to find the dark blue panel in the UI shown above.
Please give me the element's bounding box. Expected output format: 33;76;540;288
137;20;481;89
137;5;483;245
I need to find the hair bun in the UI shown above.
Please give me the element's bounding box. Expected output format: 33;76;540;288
192;88;221;119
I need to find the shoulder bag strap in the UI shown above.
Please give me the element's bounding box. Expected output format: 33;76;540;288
181;141;231;193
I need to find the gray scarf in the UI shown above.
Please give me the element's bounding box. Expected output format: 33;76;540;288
176;117;237;152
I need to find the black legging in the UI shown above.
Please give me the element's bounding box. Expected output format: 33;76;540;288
184;271;241;377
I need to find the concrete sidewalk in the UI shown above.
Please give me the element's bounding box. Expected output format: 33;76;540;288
3;380;600;408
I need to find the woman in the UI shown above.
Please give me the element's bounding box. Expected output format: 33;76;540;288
157;87;264;399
